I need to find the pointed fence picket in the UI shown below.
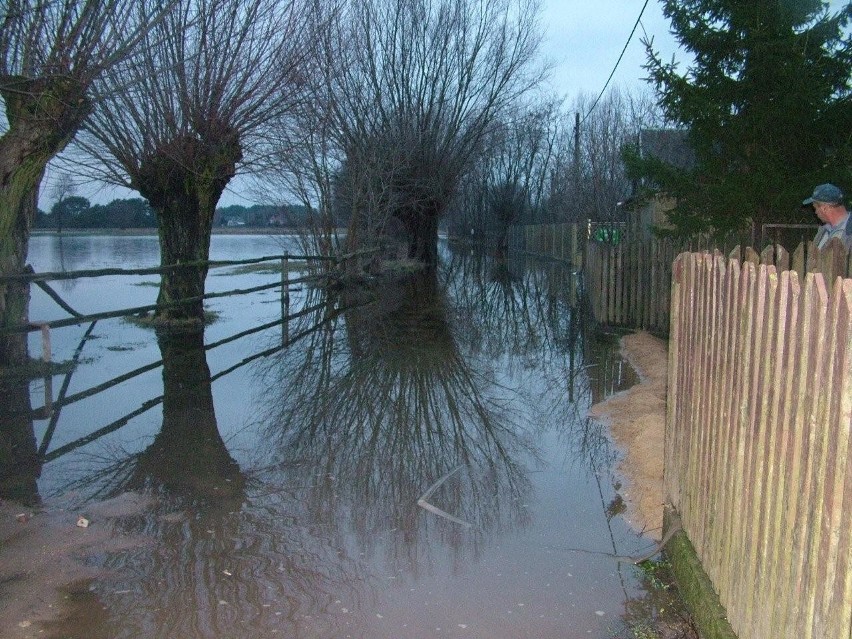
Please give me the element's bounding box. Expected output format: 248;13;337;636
667;252;852;638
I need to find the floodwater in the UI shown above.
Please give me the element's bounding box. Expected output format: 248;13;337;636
3;233;658;639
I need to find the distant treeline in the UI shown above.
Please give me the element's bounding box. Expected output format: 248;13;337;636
35;197;310;230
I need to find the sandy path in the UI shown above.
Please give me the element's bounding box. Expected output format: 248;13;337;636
588;331;668;540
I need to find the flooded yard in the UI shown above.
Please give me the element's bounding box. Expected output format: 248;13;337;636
2;234;670;638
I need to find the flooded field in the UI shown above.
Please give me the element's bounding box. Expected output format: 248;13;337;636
1;233;666;639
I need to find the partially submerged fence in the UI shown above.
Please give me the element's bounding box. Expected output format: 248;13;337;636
508;219;851;335
0;252;371;465
667;252;852;638
0;250;376;359
586;236;680;334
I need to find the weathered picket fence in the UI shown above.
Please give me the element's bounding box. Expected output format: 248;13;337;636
508;222;583;264
667;251;852;638
587;237;851;334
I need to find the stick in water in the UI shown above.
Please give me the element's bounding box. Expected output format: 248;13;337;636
417;465;472;528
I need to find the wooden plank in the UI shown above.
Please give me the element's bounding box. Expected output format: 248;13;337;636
785;274;829;638
812;279;852;637
799;273;833;639
758;271;799;638
712;258;742;601
694;253;716;556
703;254;731;587
746;268;784;636
665;253;685;506
738;265;775;636
725;261;759;633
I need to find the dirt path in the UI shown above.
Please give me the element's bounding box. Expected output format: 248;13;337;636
588;331;668;540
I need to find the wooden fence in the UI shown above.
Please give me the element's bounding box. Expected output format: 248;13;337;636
586;236;680;334
587;236;852;335
667;252;852;638
508;222;583;264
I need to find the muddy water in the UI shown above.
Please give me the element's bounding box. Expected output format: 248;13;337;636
3;235;652;639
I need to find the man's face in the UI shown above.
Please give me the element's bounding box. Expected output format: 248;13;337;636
813;201;830;223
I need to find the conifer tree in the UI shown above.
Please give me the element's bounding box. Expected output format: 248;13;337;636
628;0;852;237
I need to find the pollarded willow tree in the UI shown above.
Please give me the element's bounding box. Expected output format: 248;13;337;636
79;0;313;324
0;0;168;365
315;0;546;265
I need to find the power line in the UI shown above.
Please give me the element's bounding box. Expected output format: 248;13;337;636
581;0;650;125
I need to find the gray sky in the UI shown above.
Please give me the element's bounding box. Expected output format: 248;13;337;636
539;0;678;99
45;0;848;209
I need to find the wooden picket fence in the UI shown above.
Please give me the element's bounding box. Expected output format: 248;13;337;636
667;251;852;638
587;236;852;334
586;236;681;333
508;222;583;264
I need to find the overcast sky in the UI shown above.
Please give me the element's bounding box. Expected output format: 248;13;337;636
539;0;678;99
540;0;849;99
46;0;848;209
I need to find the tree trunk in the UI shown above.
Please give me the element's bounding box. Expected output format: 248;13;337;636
135;132;241;326
0;75;89;367
401;209;439;266
129;330;244;498
0;375;40;504
0;188;36;366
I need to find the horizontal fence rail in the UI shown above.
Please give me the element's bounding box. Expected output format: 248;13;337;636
0;250;379;338
667;252;852;638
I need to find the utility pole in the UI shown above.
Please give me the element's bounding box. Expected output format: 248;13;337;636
573;112;580;212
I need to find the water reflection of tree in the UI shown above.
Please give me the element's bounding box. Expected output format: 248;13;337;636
57;330;368;639
0;371;41;505
255;271;536;569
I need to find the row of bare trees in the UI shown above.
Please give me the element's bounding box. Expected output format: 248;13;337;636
0;0;661;365
446;88;664;250
1;0;551;362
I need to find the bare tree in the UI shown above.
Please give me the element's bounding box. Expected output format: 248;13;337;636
275;0;546;267
79;0;313;324
0;1;169;364
557;88;663;223
449;98;563;250
48;171;77;233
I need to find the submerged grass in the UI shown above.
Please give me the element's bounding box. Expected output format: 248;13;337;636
123;309;220;332
608;554;699;639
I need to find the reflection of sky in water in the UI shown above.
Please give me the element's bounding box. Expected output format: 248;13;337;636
17;236;649;639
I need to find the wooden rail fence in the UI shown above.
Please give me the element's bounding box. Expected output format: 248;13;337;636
667;251;852;638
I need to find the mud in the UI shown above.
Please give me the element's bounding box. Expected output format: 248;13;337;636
0;493;152;638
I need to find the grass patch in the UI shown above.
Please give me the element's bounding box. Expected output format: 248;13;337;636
124;309;220;332
215;261;309;276
606;553;699;639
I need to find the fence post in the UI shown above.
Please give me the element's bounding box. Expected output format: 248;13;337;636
40;323;51;363
281;255;290;344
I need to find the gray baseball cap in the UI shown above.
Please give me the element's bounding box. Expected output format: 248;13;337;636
803;183;844;205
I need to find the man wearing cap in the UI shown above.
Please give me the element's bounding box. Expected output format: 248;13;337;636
803;183;852;250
